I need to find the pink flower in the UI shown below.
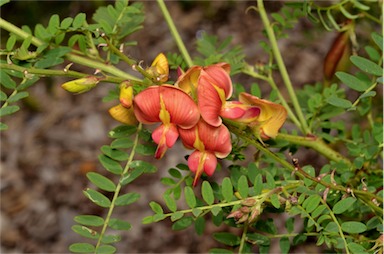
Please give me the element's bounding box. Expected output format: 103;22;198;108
179;119;232;186
133;85;200;159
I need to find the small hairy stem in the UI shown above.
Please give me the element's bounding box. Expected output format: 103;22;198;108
239;221;249;253
275;132;352;167
0;18;141;82
156;0;194;68
0;63;123;84
256;0;310;135
95;124;142;252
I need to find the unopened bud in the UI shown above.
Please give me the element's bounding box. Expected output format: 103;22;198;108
240;206;251;214
61;76;100;94
119;81;133;108
226;210;243;221
248;208;260;223
323;28;351;81
241;198;257;207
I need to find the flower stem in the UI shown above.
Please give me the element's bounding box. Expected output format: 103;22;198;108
95;123;142;252
156;0;194;68
256;0;310;135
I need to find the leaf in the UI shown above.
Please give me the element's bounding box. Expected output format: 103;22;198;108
270;194;280;209
172;216;193;231
348;242;368;254
202;181;214;205
86;172;116;192
163;192;177;212
101;145;129;161
101;235;121;244
0;91;7;101
253;174;263;195
341;221;367;234
350;55;382;76
221;177;233;202
302;194;321;213
194;216;205;236
0;122;8;131
108;218;131;230
60;17;73;29
324;222;338;233
371;32;383;51
83;188;111;208
141;216;154;224
6;34;16;51
213;232;241;247
279;237;290;254
192;208;202;217
115;192;140;206
69;243;95;253
0;105;20;117
47;14;60;35
120;169;144;186
149;201;163;214
333;197;356;214
168;168;182;179
98;154;123;174
285;217;295;234
73;13;86;29
135;143;156;155
95;245;116;254
326;95;352;108
7;91;29;103
108;125;137;138
335;72;370;92
0;70;16;89
237;175;249;198
251;83;261;97
129;160;157;173
74;215;104;227
209;248;233;254
184;186;196;209
171;211;183;222
71;225;99;239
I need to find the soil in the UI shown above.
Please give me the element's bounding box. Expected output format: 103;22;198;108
0;1;356;253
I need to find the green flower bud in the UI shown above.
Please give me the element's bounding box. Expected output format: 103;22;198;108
61;76;100;94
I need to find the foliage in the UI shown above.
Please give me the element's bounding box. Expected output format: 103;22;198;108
0;0;382;253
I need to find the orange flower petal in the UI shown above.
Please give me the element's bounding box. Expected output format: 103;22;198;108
174;66;201;95
152;124;179;159
188;150;217;186
203;66;233;99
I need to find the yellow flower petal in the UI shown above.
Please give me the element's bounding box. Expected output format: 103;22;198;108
119;81;133;108
109;104;138;126
147;53;169;83
239;93;287;139
61;76;99;94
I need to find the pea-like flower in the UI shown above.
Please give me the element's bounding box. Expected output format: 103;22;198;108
179;119;232;186
238;92;287;139
133;85;200;159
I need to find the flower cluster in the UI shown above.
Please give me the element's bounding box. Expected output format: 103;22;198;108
110;54;287;186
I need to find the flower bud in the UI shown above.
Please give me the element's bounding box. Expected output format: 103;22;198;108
119;81;133;108
323;29;351;82
241;198;257;207
61;76;100;94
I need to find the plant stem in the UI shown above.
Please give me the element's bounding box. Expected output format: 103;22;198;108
0;63;123;84
256;0;310;135
156;0;194;68
95;123;142;252
239;221;249;253
276;132;352;167
0;18;141;82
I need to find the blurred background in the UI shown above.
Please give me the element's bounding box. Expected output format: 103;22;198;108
1;1;379;253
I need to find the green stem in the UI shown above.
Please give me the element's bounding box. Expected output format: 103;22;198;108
256;0;310;135
0;63;122;84
239;221;249;253
276;132;352;167
242;66;301;129
0;18;141;82
95;123;142;252
320;198;350;254
156;0;194;68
